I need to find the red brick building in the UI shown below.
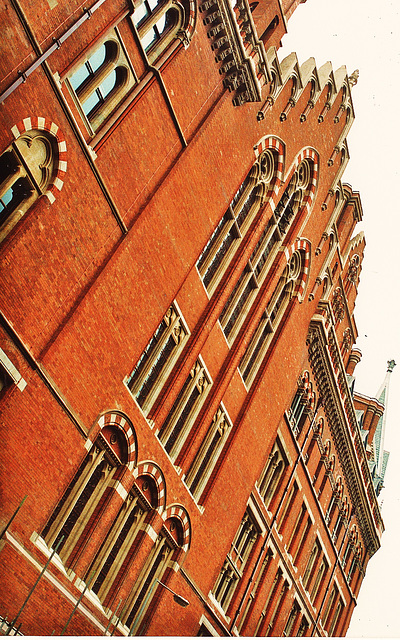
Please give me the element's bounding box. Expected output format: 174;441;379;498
0;0;392;635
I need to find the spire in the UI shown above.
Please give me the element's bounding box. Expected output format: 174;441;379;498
372;360;396;496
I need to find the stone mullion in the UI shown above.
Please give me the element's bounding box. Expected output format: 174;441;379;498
84;493;139;588
293;516;312;567
291;606;303;636
96;500;147;601
257;570;283;636
268;581;289;636
61;457;115;563
45;447;105;548
65;462;119;571
324;588;340;634
287;502;306;557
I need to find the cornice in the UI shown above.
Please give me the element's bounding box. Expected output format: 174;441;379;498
306;312;384;556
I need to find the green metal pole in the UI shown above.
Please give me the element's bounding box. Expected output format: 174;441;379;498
7;535;64;634
60;570;96;636
0;496;27;540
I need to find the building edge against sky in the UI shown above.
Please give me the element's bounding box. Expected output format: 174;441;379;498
0;0;394;636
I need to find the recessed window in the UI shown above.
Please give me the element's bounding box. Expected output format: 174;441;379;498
0;130;58;242
157;359;211;462
68;32;136;132
132;0;188;62
126;303;189;416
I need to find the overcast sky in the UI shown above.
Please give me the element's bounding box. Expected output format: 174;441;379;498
280;0;400;636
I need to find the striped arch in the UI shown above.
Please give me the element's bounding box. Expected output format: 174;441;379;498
295;147;319;212
284;238;311;301
95;411;137;471
134;461;166;513
185;0;196;40
253;136;285;180
162;505;191;552
11;116;67;204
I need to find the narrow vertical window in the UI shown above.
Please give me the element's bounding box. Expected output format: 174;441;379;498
157;359;211;461
185;405;232;501
213;510;260;612
126;303;189;416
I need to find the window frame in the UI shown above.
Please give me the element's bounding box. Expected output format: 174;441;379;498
65;28;137;134
125;302;190;417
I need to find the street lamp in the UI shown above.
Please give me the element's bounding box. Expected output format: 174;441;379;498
128;578;189;635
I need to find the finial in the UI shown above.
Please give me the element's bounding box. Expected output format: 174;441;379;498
348;70;359;87
387;360;396;373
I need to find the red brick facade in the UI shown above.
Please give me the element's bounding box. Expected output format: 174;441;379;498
0;0;386;635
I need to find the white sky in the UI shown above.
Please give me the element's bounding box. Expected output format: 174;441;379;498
280;0;400;636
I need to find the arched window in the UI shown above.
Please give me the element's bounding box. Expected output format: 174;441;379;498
212;510;260;613
257;436;288;510
42;424;129;567
185;405;232;501
86;473;160;606
0;129;59;242
132;0;189;62
218;156;316;344
239;248;307;387
123;509;190;634
68;32;136;132
197;149;279;296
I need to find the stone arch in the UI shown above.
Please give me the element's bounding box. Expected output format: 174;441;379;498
162;504;191;552
94;411;137;471
134;461;166;513
283;238;311;301
11;116;67;204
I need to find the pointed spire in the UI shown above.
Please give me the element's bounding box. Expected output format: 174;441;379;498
372;360;396;496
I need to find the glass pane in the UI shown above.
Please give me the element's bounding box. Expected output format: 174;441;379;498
88;45;107;73
99;70;117;99
142;28;157;51
2;187;14;207
148;0;161;10
133;2;149;25
155;13;167;34
70;64;90;91
81;91;100;116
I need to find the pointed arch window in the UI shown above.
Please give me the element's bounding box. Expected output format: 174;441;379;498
257;436;289;510
197;150;277;295
126;303;189;417
157;359;212;462
185;405;232;501
0;130;59;242
212;509;260;613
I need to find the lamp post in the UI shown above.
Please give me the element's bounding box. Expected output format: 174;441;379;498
128;578;189;636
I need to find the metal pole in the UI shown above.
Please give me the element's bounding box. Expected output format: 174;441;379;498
7;536;64;634
0;496;27;540
104;598;122;635
128;578;158;636
60;570;95;636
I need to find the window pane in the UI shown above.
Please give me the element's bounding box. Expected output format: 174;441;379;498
133;3;149;25
142;28;157;51
88;45;107;73
81;91;101;116
70;65;90;91
99;70;117;99
1;187;14;209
